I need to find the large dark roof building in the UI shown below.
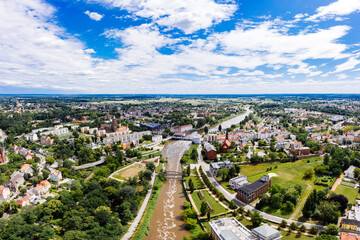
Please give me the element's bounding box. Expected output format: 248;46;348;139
237;175;271;204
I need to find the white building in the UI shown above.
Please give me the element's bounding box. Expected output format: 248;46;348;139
345;165;356;179
26;133;38;142
152;135;162;142
229;176;249;190
0;186;10;202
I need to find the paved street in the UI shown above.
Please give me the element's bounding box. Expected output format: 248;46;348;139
73;156;105;170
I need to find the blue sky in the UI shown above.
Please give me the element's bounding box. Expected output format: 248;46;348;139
0;0;360;94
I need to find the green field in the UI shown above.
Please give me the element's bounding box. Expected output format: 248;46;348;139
335;184;358;204
181;144;199;164
240;157;324;219
184;176;205;190
191;190;228;216
241;157;323;189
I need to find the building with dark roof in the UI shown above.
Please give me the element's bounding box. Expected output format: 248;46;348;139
237;175;271;203
140;122;161;132
341;218;360;233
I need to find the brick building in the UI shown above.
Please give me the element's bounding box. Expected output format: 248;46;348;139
236;175;271;203
204;142;217;160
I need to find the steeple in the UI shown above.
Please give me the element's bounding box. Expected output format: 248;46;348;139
226;130;228;140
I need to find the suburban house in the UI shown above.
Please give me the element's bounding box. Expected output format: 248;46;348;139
229;176;249;190
19;163;32;174
32;180;51;195
50;170;62;182
237;175;271;203
220;132;232;153
40;136;54;146
345;166;357;179
16;195;30;207
204;142;217;160
0;185;11;202
4;173;25;192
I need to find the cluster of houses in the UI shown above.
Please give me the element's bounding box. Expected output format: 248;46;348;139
0;161;62;207
340;205;360;240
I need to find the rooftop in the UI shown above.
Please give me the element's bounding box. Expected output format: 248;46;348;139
209;217;257;240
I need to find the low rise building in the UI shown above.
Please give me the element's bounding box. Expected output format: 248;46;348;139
229;176;249;190
210;161;232;176
204;142;217;160
152;135;162;142
237;175;271;204
32;180;51;195
252;225;282;240
345;166;357;179
0;186;10;202
50;170;62;182
40;136;54;146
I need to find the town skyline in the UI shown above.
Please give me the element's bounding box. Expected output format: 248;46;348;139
1;0;360;94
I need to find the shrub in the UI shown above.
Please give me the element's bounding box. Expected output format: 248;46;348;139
290;222;298;230
309;226;318;234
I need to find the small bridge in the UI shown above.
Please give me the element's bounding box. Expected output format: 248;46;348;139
158;171;184;180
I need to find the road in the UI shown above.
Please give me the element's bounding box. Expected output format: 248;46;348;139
197;146;323;229
73;157;105;170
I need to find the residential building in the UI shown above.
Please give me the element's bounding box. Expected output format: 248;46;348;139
16;195;30;207
26;133;38;142
237;175;271;203
229;176;249;190
345;166;357;179
33;180;51;195
295;147;311;156
80;126;90;133
341;219;360;232
210;161;232;176
50;170;62;182
204;142;217;160
40;127;68;136
0;186;10;202
340;232;360;240
171;124;193;133
40;136;54;146
4;173;25;192
19;163;32;174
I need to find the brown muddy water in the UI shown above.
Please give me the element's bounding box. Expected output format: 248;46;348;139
146;141;192;240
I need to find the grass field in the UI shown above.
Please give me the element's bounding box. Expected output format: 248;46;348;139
113;164;146;180
191;190;228;216
184;176;205;189
335;184;358;204
240;157;324;220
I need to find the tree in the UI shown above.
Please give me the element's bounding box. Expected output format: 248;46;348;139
309;226;318;234
184;218;197;230
189;179;195;193
290;222;298;230
354;168;360;180
282;201;294;213
229;201;237;209
94;206;112;226
303;168;314;179
31;163;40;176
187;165;191;176
280;220;287;228
315;235;337;240
299;225;306;232
207;210;211;221
270;193;283;209
146;162;155;172
302;189;317;218
121;209;133;225
317;202;340;224
218;125;222;132
19;186;27;195
204;126;209;134
10;200;19;214
63;230;89;240
45;156;55;165
200;200;208;216
251;211;262;227
329;194;348;212
42;169;50;180
324;224;340;236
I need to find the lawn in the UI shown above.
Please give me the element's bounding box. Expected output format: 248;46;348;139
240;157;324;220
184;176;205;190
241;157;323;186
335;184;358;204
190;190;228;216
201;190;228;215
220;181;237;194
113;164;146;180
181;144;199;164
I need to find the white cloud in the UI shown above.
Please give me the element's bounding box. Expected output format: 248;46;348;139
84;48;96;54
84;10;104;21
88;0;237;34
333;57;360;72
307;0;360;21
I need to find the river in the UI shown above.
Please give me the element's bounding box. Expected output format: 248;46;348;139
146;140;192;240
209;107;253;132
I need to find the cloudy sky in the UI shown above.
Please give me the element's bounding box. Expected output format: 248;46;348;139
0;0;360;94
